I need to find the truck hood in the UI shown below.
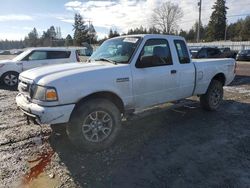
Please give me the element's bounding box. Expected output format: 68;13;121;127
20;62;124;84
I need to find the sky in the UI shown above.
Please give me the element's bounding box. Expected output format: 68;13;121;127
0;0;249;40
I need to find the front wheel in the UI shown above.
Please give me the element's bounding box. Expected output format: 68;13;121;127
1;71;19;89
66;99;122;151
200;80;223;111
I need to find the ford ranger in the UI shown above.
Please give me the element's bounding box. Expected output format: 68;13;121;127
16;34;236;151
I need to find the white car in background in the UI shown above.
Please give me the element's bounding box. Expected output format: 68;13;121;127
0;47;81;88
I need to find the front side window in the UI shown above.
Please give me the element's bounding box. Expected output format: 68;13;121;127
47;51;71;59
90;37;141;64
26;51;47;61
136;39;172;68
174;40;190;64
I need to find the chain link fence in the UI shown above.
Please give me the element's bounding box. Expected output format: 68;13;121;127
188;41;250;51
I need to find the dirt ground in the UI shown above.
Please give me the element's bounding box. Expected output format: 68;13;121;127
0;56;250;187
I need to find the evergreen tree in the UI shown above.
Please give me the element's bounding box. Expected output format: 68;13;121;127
179;29;188;39
108;29;120;38
240;16;250;41
25;28;39;47
207;0;228;41
88;24;97;44
73;13;89;46
40;26;57;46
65;34;73;46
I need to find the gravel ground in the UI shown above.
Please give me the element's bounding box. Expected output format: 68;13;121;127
0;58;250;187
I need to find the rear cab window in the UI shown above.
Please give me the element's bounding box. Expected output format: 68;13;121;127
174;40;190;64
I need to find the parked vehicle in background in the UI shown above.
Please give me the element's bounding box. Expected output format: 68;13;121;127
11;50;24;55
219;47;237;59
0;47;81;88
0;50;11;55
190;46;236;59
16;34;236;151
77;47;93;56
236;49;250;61
219;47;230;53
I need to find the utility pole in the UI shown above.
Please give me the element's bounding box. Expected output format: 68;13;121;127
197;0;202;43
86;19;92;45
224;22;228;41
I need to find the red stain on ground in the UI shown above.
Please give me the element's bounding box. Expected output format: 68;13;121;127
22;149;55;185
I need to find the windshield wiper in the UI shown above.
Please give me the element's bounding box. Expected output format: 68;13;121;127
94;58;117;65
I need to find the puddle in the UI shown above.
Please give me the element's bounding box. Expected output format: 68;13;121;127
21;149;61;188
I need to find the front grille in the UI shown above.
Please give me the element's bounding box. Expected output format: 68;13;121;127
19;81;29;92
18;77;34;98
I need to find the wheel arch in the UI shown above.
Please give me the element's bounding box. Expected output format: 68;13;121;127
72;91;125;115
1;70;20;78
211;73;226;86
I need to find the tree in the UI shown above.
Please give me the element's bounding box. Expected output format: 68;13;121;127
40;26;57;46
148;26;161;34
73;13;89;46
65;34;73;46
88;23;97;44
207;0;228;41
151;1;183;34
179;29;188;39
25;28;39;47
108;29;120;38
240;16;250;41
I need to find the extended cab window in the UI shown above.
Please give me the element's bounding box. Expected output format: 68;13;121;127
136;39;172;68
174;40;190;64
47;51;71;59
26;51;47;61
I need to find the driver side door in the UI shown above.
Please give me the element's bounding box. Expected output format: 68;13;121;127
131;39;180;109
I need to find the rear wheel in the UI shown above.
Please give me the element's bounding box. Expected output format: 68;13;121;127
66;98;122;151
200;80;223;111
1;71;19;89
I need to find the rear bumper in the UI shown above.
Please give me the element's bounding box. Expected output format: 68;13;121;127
16;93;75;125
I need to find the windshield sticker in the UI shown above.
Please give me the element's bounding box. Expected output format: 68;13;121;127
123;38;138;43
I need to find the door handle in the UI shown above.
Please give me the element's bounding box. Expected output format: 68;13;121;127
171;70;177;74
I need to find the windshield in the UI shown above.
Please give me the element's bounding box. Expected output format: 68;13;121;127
12;49;32;61
90;37;141;64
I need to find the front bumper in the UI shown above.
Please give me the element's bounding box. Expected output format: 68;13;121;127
16;93;75;125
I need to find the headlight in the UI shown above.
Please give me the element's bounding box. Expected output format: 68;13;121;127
32;85;58;101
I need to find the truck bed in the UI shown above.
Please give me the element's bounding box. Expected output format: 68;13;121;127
192;58;235;95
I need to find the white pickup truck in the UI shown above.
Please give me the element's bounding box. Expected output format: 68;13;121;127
16;34;236;151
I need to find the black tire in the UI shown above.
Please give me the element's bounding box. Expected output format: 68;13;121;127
200;80;223;111
66;98;122;152
51;123;67;136
1;71;19;89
